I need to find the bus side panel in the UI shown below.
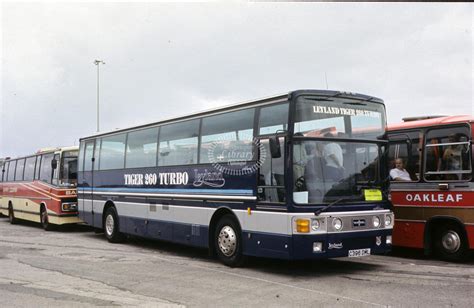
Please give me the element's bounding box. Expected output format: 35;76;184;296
392;220;425;249
391;191;425;249
92;199;105;228
466;225;474;249
123;216;148;238
78;167;94;226
146;218;173;242
238;209;293;259
79;197;94;225
242;231;291;259
112;200;211;248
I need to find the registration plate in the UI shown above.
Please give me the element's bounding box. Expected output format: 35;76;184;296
348;248;371;257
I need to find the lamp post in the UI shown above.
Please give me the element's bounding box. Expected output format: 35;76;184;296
93;59;105;132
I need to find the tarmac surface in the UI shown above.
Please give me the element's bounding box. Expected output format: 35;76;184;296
0;217;473;307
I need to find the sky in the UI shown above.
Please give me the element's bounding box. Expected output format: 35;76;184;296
1;1;473;157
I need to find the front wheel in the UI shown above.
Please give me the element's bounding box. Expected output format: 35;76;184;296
40;207;54;231
104;207;124;243
433;223;469;262
8;205;17;224
214;214;245;267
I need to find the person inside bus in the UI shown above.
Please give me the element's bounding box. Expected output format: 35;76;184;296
390;158;411;181
304;141;343;182
304;142;325;183
442;134;463;180
302;142;328;203
322;132;344;181
443;134;462;168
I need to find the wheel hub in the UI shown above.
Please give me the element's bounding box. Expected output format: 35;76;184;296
218;226;237;257
105;215;115;236
442;231;461;253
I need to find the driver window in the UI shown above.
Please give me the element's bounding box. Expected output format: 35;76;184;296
257;138;285;203
52;154;60;186
388;131;421;182
424;126;471;181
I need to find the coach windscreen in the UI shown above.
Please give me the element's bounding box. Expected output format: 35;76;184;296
293;96;385;139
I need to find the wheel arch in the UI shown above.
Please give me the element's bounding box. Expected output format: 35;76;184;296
39;202;48;220
102;200;117;229
40;202;47;212
208;207;241;256
424;215;468;255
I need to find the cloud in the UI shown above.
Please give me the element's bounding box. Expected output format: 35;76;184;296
1;2;472;157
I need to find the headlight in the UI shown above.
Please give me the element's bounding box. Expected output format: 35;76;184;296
62;202;78;211
332;218;343;231
373;216;381;228
385;215;392;227
311;219;320;231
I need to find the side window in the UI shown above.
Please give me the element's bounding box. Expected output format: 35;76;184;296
60;150;78;186
200;108;255;164
3;162;9;182
24;156;37;181
126;127;159;168
84;141;95;172
78;142;85;172
258;103;289;135
52;154;60;185
7;160;16;182
388;131;421;182
34;156;41;180
99;134;126;170
15;159;25;181
94;139;102;169
257;137;285;203
39;154;54;183
424;126;471;181
158;119;200;166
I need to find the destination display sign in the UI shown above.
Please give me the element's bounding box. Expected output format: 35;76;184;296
312;105;381;118
391;191;474;207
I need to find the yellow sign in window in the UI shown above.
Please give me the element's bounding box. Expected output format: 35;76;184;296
364;189;382;201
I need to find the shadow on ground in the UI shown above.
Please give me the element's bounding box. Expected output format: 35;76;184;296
0;217;94;233
87;233;383;277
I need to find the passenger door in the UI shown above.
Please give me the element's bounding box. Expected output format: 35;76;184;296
387;131;424;247
79;140;96;223
256;136;286;205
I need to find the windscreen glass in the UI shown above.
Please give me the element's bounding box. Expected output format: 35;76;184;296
60;150;78;186
293;140;382;204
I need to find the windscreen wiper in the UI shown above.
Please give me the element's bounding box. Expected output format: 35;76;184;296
314;198;345;216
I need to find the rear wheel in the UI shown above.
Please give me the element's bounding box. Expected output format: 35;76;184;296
8;205;17;224
214;214;245;267
40;206;54;231
433;223;469;262
104;207;124;243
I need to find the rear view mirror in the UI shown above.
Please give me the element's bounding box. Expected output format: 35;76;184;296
269;137;281;159
51;159;58;170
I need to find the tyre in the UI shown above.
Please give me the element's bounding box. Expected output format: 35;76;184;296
8;205;17;224
104;207;124;243
214;214;245;267
433;223;469;262
40;206;55;231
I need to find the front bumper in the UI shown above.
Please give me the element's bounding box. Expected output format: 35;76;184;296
291;229;392;259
